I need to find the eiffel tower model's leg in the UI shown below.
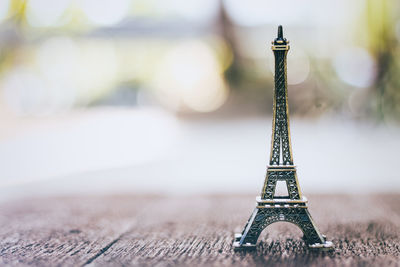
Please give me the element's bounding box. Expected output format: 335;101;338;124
233;26;332;250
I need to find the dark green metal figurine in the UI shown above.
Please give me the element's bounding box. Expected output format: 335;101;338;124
233;26;332;250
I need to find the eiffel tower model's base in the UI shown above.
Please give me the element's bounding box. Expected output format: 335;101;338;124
233;196;333;251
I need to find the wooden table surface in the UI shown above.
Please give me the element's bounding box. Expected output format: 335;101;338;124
0;194;399;266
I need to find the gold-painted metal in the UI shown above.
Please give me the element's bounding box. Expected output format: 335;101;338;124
271;45;290;50
256;206;308;209
256;196;307;204
233;26;333;251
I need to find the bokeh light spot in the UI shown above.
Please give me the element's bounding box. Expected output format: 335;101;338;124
333;47;376;88
153;40;228;113
26;0;71;28
80;0;130;27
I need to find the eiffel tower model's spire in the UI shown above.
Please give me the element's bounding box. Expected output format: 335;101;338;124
270;25;293;167
233;26;333;250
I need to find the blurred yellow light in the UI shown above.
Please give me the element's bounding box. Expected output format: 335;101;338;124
79;0;130;27
208;36;234;72
153;40;228;113
36;36;79;109
2;37;120;115
114;40;171;83
74;41;120;103
26;0;71;27
36;37;78;82
36;37;119;107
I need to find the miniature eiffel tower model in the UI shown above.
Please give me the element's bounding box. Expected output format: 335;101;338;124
233;26;332;250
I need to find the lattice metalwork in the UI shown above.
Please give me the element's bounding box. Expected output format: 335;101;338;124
233;26;332;251
261;168;300;200
270;49;292;166
237;207;324;246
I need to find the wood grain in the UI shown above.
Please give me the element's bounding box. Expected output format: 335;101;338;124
0;194;399;266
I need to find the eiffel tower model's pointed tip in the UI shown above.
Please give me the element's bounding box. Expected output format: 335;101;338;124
233;26;333;251
278;25;283;38
273;25;288;46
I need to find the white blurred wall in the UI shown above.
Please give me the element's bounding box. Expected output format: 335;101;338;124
0;107;399;201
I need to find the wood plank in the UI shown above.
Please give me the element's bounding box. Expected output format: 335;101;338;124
93;194;400;266
0;195;156;266
0;194;399;266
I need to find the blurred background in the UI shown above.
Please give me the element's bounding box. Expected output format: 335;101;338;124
0;0;399;201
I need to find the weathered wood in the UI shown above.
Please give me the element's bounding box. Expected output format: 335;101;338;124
0;194;399;266
0;196;152;266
